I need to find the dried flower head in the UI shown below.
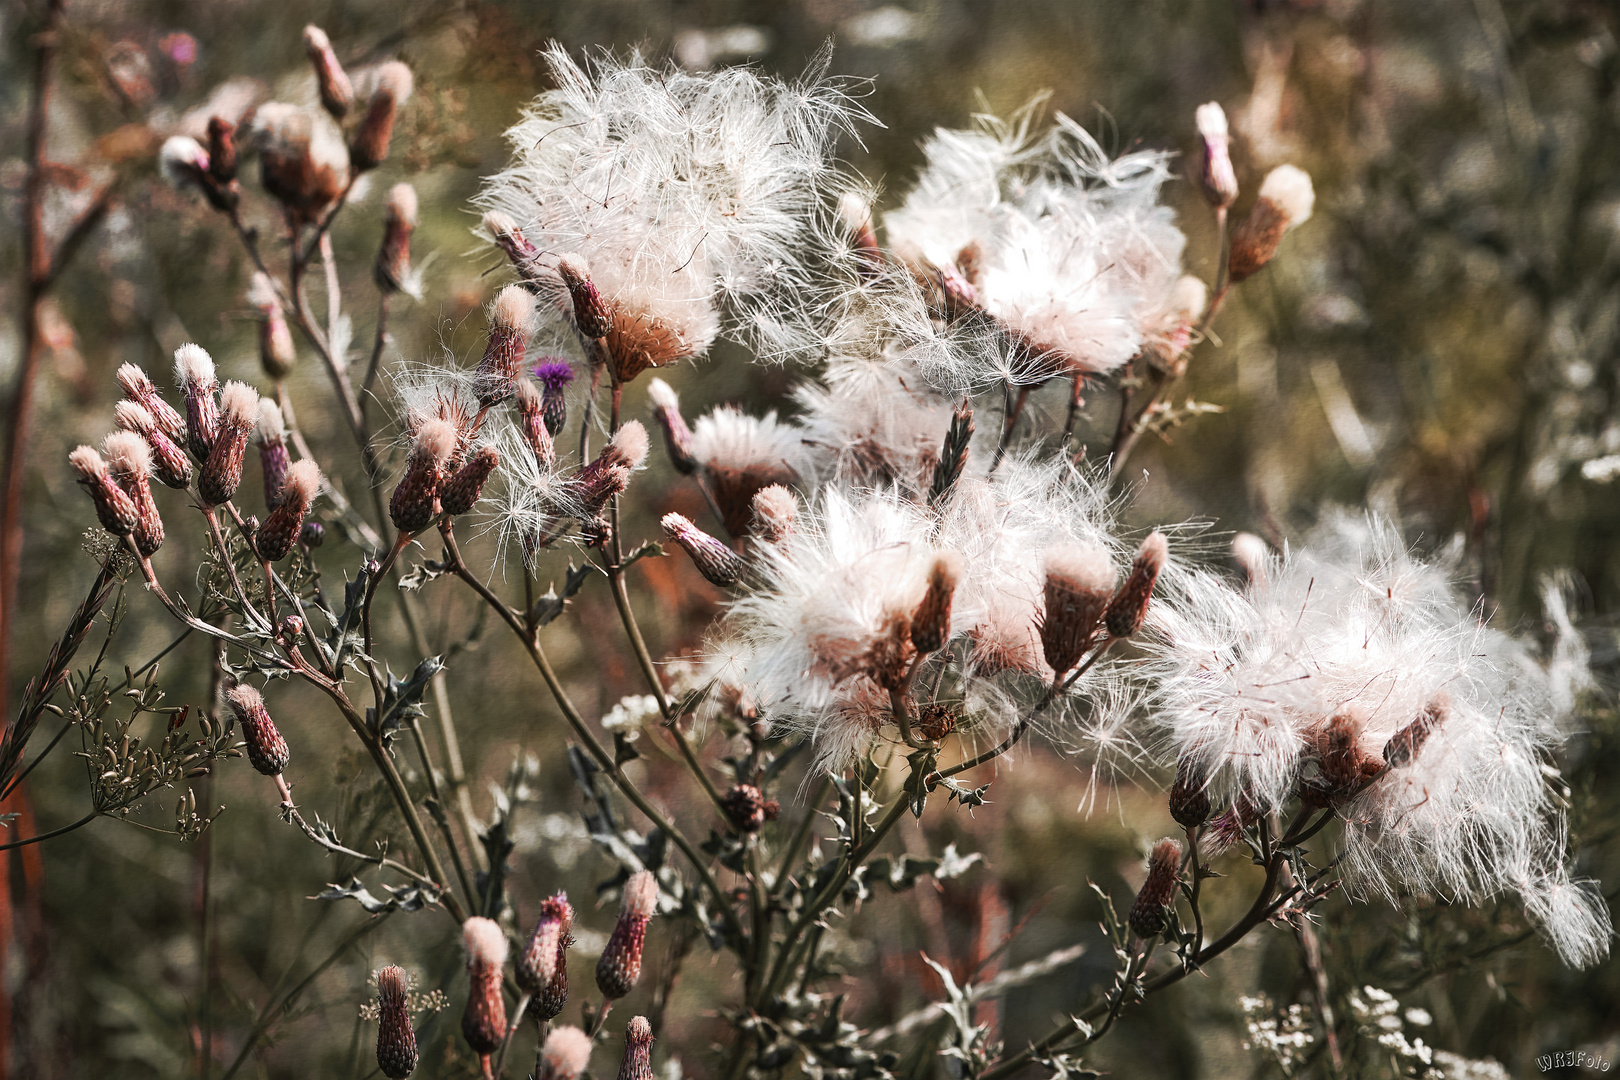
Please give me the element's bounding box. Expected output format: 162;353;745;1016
517;893;574;1020
910;552;962;654
1128;837;1183;939
390;417;456;533
374;965;419;1079
690;407;804;538
114;400;191;490
1227;164;1314;283
226;684;290;777
474;286;535;407
596;869;657;999
70;446;138;539
439;446;499;518
617;1016;655;1080
173;343;220;461
1103;531;1168;639
257;459;322;562
102;432;163;557
1040;543;1115;675
199;381;260;506
460;916;508;1056
251;103;350;224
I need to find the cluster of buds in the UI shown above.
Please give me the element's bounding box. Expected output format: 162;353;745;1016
517;893;575;1020
473;286;535;408
256;460;322;562
596;869;657;1000
373;965;419;1079
459;917;508;1060
1128;837;1183;939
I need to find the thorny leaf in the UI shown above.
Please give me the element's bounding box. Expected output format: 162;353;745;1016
315;876;439;913
397;557;453;591
365;656;444;746
904;748;937;818
620;540;664;570
1089;879;1129;955
328;563;375;673
529;562;595;628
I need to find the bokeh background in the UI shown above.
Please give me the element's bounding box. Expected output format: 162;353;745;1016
2;0;1619;1077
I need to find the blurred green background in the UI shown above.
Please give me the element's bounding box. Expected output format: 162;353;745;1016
2;0;1618;1077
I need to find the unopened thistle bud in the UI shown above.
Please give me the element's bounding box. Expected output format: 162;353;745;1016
1302;708;1382;807
837;191;883;275
662;513;745;587
537;1026;593;1080
1227;165;1314;284
253;103;350;224
173;343;220;461
226;684;290;777
576;464;630;525
647;378;697;475
484;210;540;272
588;421;650;475
517;893;575;1020
300;520;325;548
350;62;412;172
910;552;961;654
249;272;296;380
103;432;164;557
303;26;354;119
390;418;457;533
114;401;191;489
439;446;499;517
1194;102;1238;211
160;135;236;212
1128;837;1183;939
374;965;419;1079
474;286;535;408
375;183;418;296
277;614;304;649
257;460;321;562
555;253;612;339
722;784;778;833
199;382;260;507
1169;755;1212;828
1104;532;1168;639
1384;693;1448;770
750;485;797;544
256;398;289;509
618;1016;655;1080
116;362;186;444
533;361;575;436
69;446;138;538
513;382;556;469
460;917;508;1057
596;869;657;999
206;116;238;183
1040;544;1116;674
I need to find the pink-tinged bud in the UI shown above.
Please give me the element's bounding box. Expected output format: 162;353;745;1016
1194;102;1238;211
596;869;657;999
837;191;883;276
375;965;419;1079
662;513;745;587
114;401;191;490
69;446;138;538
1231;532;1271;591
300;520;325;548
910;552;961;654
513;382;556;469
533;360;574;436
1301;708;1383;807
116;363;186;444
226;684;290;777
252;103;350;225
1227;165;1314;283
439;446;499;518
484;210;541;273
303;25;354;120
1039;544;1115;674
257;460;321;562
1168;755;1212;828
617;1016;655;1080
537;1026;593;1080
647;378;697;475
517;893;575;1020
935;261;979;322
555;253;612;339
474;286;535;408
206;116;238;183
460;917;509;1056
722;784;778;834
1384;693;1448;770
375;183;418;295
593;422;650;474
173;344;220;461
249;272;296;380
161;135;237;213
256;399;289;510
199;382;260;507
1128;837;1183;939
1204;793;1262;856
750;485;797;544
1104;532;1168;639
351;62;413;172
576;464;631;521
103;432;164;557
277;615;304;649
390;418;456;533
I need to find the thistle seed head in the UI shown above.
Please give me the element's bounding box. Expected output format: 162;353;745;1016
910;551;961;654
1168;754;1212;828
750;484;797;544
474;286;535;407
117;362;186;443
439;446;499;518
1384;693;1449;770
376;183;419;295
198;381;260;506
514;381;556;469
537;1026;593;1080
115;401;192;489
351;62;412;171
555;253;613;339
460;916;508;1056
257;399;289;509
206;116;238;183
390;418;456;533
518;892;575;1019
647;378;697;475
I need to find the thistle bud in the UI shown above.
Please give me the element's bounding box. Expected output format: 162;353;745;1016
300;520;325;548
484;210;540;273
576;465;630;531
1231;532;1270;591
252;103;350;225
555;253;612;339
206;116;238;183
910;552;961;654
1128;837;1182;939
249;272;296;380
303;26;354;120
936;261;980;322
517;893;574;1020
617;1017;655;1080
1384;694;1448;770
375;183;418;296
1039;544;1115;674
116;362;186;444
460;917;508;1057
837;191;883;276
537;1026;594;1080
226;684;290;777
513;382;556;469
647;378;697;475
1168;755;1211;828
173;344;220;461
1227;165;1314;284
390;418;456;533
1104;532;1167;639
103;432;164;557
588;422;650;475
257;460;322;562
439;446;499;518
474;286;535;408
723;784;778;833
256;398;290;510
69;446;138;538
662;513;745;587
1194;102;1238;211
596;869;657;999
114;401;191;490
277;614;305;649
374;965;419;1079
350;62;412;172
199;382;260;507
160;135;236;213
750;485;797;544
533;360;575;436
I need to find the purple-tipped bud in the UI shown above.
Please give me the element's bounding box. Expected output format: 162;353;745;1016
199;382;260;507
69;446;138;538
555;253;612;339
390;418;456;533
300;520;325;548
460;917;508;1057
303;26;354;120
256;399;289;510
533;360;575;436
596;870;656;999
375;965;419;1079
1194;103;1238;211
257;460;322;562
116;363;186;444
115;400;192;490
538;1026;593;1080
647;378;697;475
103;432;164;557
226;685;290;777
173;344;220;461
517;893;575;1020
910;553;960;654
617;1016;655;1080
662;513;745;587
375;183;418;295
1168;755;1212;828
1040;544;1115;674
514;382;556;469
474;286;535;408
439;446;499;518
351;62;412;172
1104;532;1167;639
1128;838;1183;939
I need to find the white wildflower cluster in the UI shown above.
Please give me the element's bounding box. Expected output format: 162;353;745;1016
1349;986;1434;1070
601;694;661;743
1239;993;1314;1074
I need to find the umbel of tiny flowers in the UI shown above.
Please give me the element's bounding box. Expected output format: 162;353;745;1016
517;892;575;1021
374;965;419;1080
537;1025;593;1080
199;382;261;507
113;401;191;490
1128;837;1183;940
460;916;509;1059
68;446;138;538
390;417;457;533
533;360;574;436
249;272;296;380
225;684;291;803
102;432;164;558
257;460;322;562
646;377;697;475
256;399;289;510
596;869;657;1000
350;61;413;172
173;343;219;461
303;25;353;120
375;183;418;297
116;362;185;445
617;1016;655;1080
439;446;500;518
1227;164;1315;283
474;285;536;408
662;513;746;588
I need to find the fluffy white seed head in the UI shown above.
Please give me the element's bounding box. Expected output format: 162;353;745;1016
609;421;649;470
173;344;217;390
114;400;154;433
257;398;285;440
647;377;679;411
412;417;458;466
539;1026;593;1080
220;381;260;427
159;135;209;186
690;407;805;474
280;459;322;504
622;869;658;919
1195;102;1228;139
68;445;107;481
102;431;152;477
1167;275;1208;321
385;182;418;226
1044;543;1116;594
751;484;797;534
225;683;264;714
491;284;535;332
462;916;509;968
1259;164;1314;225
